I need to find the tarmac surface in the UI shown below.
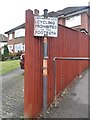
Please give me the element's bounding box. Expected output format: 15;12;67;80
46;68;89;118
0;68;24;118
0;67;89;119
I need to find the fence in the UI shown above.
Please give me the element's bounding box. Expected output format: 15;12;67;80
24;9;89;118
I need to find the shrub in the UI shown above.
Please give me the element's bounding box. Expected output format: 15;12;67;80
8;51;23;60
3;45;9;57
0;50;23;61
0;51;2;61
8;52;14;59
16;51;23;57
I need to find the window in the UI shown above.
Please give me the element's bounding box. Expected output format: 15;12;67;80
65;15;81;27
14;43;25;52
15;29;25;38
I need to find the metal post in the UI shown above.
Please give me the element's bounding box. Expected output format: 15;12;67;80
43;9;48;118
53;59;57;107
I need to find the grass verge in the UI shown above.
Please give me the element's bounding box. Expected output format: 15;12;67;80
0;60;20;75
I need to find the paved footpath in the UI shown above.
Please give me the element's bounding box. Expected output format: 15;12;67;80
46;68;89;118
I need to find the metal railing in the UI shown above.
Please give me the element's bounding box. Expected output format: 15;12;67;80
53;57;90;107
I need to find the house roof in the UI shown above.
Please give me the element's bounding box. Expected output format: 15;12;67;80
48;11;61;17
5;23;25;34
5;6;90;34
57;6;89;15
0;34;8;42
48;6;89;17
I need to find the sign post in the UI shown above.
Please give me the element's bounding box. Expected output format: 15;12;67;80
42;9;48;118
34;10;58;118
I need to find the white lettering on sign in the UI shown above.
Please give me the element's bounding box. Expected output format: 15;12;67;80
34;16;58;37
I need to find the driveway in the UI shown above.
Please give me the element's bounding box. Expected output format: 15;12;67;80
0;68;24;118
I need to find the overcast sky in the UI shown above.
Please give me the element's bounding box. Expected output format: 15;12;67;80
0;0;89;34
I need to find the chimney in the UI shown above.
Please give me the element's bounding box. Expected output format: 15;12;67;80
34;9;39;16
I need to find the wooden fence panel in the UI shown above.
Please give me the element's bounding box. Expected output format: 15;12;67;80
24;10;43;117
78;32;88;74
24;9;89;117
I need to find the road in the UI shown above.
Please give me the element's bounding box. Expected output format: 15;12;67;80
0;68;24;118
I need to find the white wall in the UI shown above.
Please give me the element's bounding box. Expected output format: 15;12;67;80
9;34;12;40
0;42;7;54
8;45;13;53
0;42;7;48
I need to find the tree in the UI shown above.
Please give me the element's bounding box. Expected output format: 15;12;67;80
3;45;9;57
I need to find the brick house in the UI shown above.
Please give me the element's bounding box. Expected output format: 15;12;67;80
5;9;39;53
5;6;90;53
5;23;25;53
0;34;8;54
48;6;90;34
